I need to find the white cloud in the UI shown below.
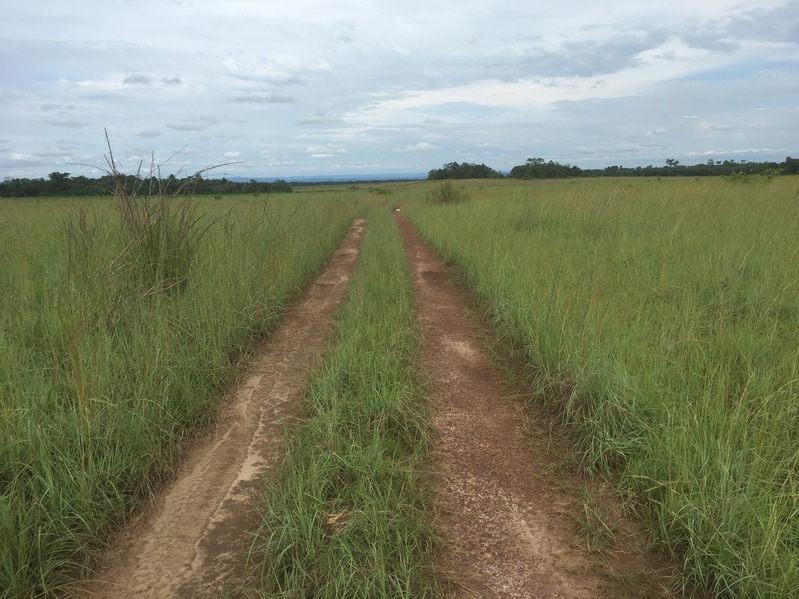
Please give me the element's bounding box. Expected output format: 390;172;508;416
307;144;348;159
10;152;41;162
230;92;294;104
1;0;797;178
166;118;220;132
401;142;439;152
123;75;152;85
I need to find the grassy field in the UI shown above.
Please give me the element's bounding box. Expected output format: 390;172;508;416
403;176;799;598
3;177;797;598
245;204;442;598
0;192;362;597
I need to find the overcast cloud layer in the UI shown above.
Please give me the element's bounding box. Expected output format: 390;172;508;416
2;0;798;179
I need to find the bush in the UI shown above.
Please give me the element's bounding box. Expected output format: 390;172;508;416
426;180;468;205
723;170;779;185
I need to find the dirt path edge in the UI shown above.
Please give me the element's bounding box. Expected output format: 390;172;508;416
75;219;366;599
395;212;676;599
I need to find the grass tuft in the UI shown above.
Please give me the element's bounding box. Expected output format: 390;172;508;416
103;132;224;295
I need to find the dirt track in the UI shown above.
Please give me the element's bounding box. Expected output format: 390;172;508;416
395;212;673;598
75;212;673;598
77;219;365;599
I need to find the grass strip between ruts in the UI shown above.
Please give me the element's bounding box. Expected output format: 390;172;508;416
247;206;443;598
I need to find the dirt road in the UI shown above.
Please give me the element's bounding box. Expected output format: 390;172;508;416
77;219;365;599
75;211;673;598
395;213;672;599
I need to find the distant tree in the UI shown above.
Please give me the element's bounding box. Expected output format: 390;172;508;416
270;179;293;193
509;158;582;179
427;161;502;180
48;171;71;193
784;156;799;175
48;171;70;183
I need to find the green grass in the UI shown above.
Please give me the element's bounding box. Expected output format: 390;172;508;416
245;205;444;598
5;176;797;598
0;193;362;597
402;176;799;598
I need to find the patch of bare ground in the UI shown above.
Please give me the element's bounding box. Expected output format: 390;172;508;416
73;219;365;599
395;213;676;599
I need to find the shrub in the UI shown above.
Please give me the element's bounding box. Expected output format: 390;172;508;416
723;170;779;184
426;180;468;205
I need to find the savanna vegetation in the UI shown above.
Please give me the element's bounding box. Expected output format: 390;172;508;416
3;170;798;599
0;186;361;597
404;176;799;598
245;206;442;598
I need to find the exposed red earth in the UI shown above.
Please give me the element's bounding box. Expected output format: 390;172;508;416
74;219;365;599
395;212;674;599
74;212;677;599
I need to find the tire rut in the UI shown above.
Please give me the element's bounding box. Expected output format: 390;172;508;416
395;213;671;599
76;218;365;599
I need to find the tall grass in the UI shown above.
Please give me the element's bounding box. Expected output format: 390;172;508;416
0;191;362;597
246;206;443;598
403;177;799;598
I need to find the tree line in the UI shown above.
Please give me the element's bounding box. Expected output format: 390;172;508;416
3;156;797;198
0;172;293;198
429;156;799;180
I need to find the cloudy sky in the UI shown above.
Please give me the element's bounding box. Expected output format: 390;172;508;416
2;0;798;179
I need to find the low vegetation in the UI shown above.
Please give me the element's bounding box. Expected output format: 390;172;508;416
246;206;442;598
404;177;799;598
3;173;798;598
0;188;361;597
426;180;468;205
